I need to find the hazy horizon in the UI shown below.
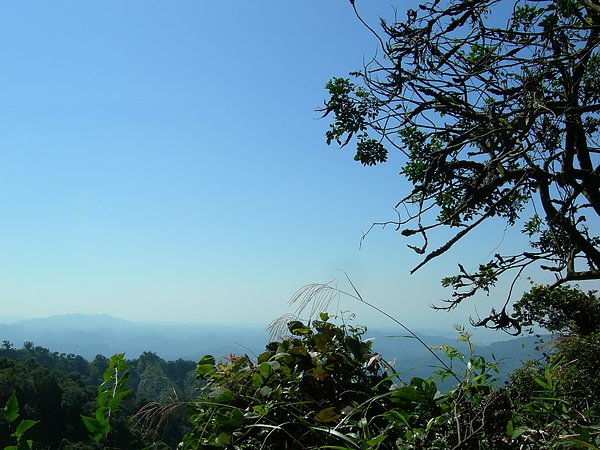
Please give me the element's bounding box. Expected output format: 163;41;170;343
0;311;530;344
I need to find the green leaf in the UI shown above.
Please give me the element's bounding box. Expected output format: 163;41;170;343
96;390;109;407
102;353;125;382
506;420;514;437
258;361;272;378
81;415;100;433
1;392;19;423
81;415;109;443
251;373;264;389
314;407;341;423
223;408;245;428
366;435;387;446
259;386;272;398
15;441;33;450
390;386;422;403
209;388;234;403
215;432;231;445
288;321;311;335
196;355;216;377
108;390;130;410
257;351;272;364
252;404;269;416
268;360;281;372
196;364;215;376
382;410;412;427
95;407;108;423
14;419;38;437
198;354;216;366
508;423;529;440
287;346;310;358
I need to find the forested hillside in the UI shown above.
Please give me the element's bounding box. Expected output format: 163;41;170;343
0;343;196;448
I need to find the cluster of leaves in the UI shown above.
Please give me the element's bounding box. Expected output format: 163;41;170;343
181;313;600;449
507;290;600;448
81;354;131;443
508;357;600;449
1;393;38;450
322;0;600;321
182;313;396;448
512;283;600;407
514;284;600;336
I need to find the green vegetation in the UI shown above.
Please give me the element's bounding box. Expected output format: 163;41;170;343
2;0;599;448
81;354;131;443
1;286;599;448
1;392;38;450
0;344;196;449
179;284;600;449
182;313;393;449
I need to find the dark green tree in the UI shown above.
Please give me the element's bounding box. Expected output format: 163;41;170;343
513;284;600;335
510;285;600;422
322;0;600;330
0;357;93;448
134;352;178;403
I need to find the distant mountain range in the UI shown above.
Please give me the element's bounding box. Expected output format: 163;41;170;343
0;315;26;324
367;328;547;386
0;314;547;384
0;313;271;361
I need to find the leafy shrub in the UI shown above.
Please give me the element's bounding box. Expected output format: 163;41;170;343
182;313;396;449
507;356;600;449
182;317;519;449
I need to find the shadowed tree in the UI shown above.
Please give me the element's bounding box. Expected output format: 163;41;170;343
322;0;600;331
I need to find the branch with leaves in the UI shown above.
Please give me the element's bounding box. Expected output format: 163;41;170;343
81;353;131;443
322;0;600;327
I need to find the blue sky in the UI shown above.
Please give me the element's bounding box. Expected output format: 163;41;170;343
0;1;579;332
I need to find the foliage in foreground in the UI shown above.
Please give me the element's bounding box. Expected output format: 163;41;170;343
0;310;598;450
182;310;600;449
81;353;131;443
0;392;38;450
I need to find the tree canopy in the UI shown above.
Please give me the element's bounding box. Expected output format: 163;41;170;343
322;0;600;329
513;283;600;335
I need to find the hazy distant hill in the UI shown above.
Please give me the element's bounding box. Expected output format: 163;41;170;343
0;314;546;383
366;329;544;386
0;314;270;361
0;315;25;324
12;313;132;329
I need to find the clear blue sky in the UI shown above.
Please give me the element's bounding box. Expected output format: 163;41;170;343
0;1;577;332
